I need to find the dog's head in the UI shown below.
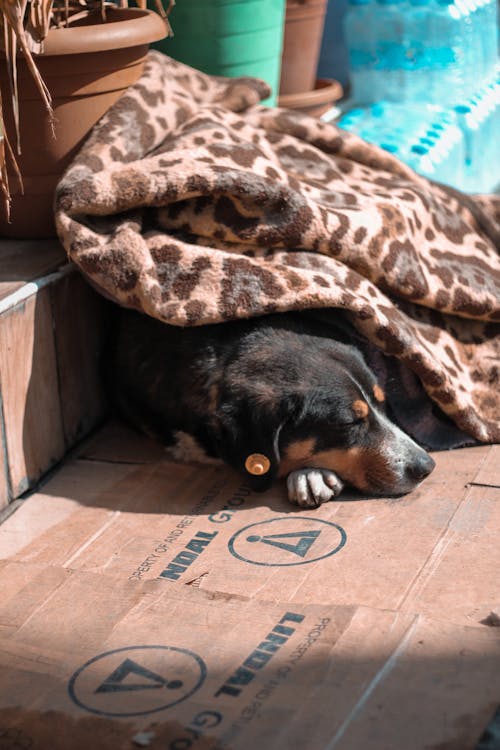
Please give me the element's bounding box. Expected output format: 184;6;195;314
213;321;435;497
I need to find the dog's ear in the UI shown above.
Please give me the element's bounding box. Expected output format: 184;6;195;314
214;394;299;492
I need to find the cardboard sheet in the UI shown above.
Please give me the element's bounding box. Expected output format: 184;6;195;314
1;426;499;749
0;561;499;750
1;434;498;628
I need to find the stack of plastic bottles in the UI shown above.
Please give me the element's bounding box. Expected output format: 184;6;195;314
337;0;499;192
338;102;467;185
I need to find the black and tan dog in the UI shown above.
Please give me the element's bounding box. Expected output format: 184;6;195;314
108;309;435;507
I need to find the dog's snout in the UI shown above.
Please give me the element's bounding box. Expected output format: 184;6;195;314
405;452;435;482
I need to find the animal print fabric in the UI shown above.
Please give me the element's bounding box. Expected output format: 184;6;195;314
55;52;500;444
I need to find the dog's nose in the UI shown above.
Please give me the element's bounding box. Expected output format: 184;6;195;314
406;453;435;482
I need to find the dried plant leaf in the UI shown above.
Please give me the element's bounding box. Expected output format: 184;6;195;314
27;0;54;43
0;131;11;220
0;0;171;216
0;88;24;221
152;0;174;35
3;126;22;187
2;20;21;153
0;0;53;128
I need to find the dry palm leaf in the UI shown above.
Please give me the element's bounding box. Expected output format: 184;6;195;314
26;0;54;47
0;0;54;211
0;0;53;119
0;116;10;216
152;0;174;35
0;0;172;214
2;21;20;151
0;90;23;219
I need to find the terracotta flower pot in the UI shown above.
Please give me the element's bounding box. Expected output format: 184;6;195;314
0;7;167;239
279;0;328;96
278;77;343;117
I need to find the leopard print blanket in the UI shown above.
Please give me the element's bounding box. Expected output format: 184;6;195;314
54;51;500;445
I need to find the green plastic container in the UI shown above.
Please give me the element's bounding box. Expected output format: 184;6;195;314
154;0;286;105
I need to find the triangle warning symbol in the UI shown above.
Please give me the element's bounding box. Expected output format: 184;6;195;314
94;658;182;694
246;529;321;558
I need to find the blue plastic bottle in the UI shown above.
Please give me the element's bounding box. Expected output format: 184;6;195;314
404;118;465;187
427;0;470;105
404;0;433;101
373;0;408;101
455;80;500;192
343;0;376;103
337;102;467;189
467;0;491;87
480;0;499;84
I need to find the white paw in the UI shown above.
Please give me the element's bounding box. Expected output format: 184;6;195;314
286;468;345;508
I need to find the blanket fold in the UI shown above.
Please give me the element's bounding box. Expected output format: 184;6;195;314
55;51;500;445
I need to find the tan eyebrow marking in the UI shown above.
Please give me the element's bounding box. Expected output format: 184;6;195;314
373;384;385;403
353;399;369;419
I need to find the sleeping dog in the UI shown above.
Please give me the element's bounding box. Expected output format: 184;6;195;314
108;309;435;507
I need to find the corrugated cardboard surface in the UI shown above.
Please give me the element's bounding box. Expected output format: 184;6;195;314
0;423;499;749
1;561;499;750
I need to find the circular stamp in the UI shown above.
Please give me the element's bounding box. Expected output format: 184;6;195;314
228;516;346;567
68;645;206;717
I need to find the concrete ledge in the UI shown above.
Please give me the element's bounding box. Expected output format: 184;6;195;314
0;240;109;509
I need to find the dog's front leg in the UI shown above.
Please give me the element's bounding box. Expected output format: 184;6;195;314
286;468;344;508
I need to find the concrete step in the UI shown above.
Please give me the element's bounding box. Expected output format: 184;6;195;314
0;239;108;510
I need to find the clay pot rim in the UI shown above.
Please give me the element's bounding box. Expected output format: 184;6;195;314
39;8;168;56
278;78;343;109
